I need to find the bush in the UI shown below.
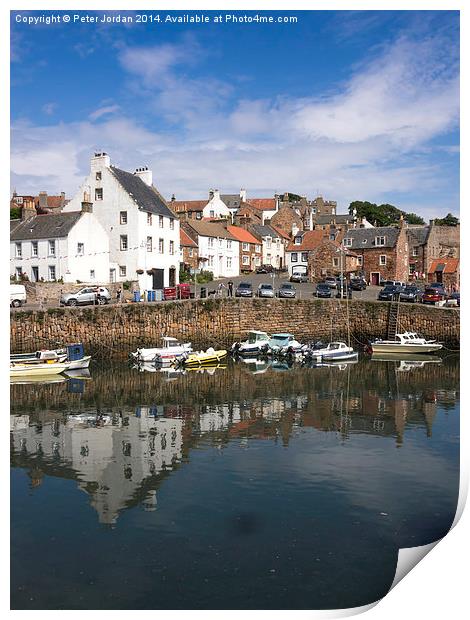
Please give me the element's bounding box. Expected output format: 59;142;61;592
122;280;132;291
196;270;214;284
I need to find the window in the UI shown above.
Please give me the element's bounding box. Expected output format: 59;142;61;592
48;240;56;256
147;213;152;225
333;257;340;268
312;207;316;214
169;218;174;229
210;210;215;218
159;238;164;253
159;216;164;228
196;212;202;220
208;238;214;248
15;267;22;279
226;257;232;269
266;238;272;249
219;238;223;247
120;235;128;251
242;255;250;265
295;236;302;245
276;239;280;248
291;252;298;262
31;241;38;257
120;211;127;224
227;240;232;249
95;188;103;200
301;252;308;262
379;255;387;266
15;242;22;258
409;264;415;276
208;255;214;267
412;247;419;257
48;265;56;280
242;242;249;251
90;270;95;280
119;266;127;277
343;238;352;247
255;256;261;266
77;243;84;255
169;240;174;255
146;236;152;252
329;233;336;240
189;248;193;257
32;266;39;282
375;236;386;246
255;245;261;253
357;256;363;266
96;172;102;181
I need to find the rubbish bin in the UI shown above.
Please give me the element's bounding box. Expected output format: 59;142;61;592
200;287;207;299
155;289;163;301
147;290;156;302
133;291;141;302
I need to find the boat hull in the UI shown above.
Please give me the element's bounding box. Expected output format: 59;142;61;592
370;343;443;354
10;363;68;377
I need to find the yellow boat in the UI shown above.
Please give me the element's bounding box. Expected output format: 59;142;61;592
182;348;228;367
10;359;69;378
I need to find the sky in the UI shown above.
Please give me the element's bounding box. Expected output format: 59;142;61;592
10;9;460;220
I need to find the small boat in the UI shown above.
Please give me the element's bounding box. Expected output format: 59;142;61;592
369;332;443;354
267;333;303;354
131;337;192;364
181;348;228;367
10;360;69;378
307;341;358;362
10;343;91;370
231;331;270;357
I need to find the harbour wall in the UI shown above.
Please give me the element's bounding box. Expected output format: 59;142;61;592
10;298;459;359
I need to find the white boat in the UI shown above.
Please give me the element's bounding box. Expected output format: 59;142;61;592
131;337;192;364
309;341;358;361
10;361;69;378
231;331;270;357
10;343;91;370
369;332;443;354
267;333;303;354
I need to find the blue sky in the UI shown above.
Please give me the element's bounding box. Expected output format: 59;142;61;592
10;10;459;219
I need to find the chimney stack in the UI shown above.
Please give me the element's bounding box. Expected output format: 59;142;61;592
91;151;111;171
38;191;48;210
21;197;36;221
134;166;153;187
81;190;93;213
240;188;247;203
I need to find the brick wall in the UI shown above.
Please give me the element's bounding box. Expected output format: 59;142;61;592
10;298;459;359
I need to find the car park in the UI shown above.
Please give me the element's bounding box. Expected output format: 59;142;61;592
422;287;445;305
10;284;27;308
60;286;111;306
235;282;253;297
350;277;367;291
377;285;403;301
256;265;274;274
277;283;296;298
290;272;308;283
257;283;275;298
315;283;332;298
399;285;422;303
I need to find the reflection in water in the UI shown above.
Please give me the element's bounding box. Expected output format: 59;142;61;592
10;355;459;610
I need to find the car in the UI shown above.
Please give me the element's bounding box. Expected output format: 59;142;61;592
277;283;297;298
315;283;332;298
257;283;275;298
350;277;367;291
323;276;337;288
422;287;444;305
290;272;308;283
60;286;111;306
429;282;446;291
377;285;403;301
235;282;253;297
10;284;27;307
446;292;460;307
399;286;422;303
256;264;274;274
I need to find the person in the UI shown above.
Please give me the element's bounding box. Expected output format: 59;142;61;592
217;282;226;297
227;280;234;297
116;288;122;303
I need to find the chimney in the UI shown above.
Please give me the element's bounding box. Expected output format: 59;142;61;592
209;189;214;200
91;151;111;171
171;194;176;202
134;166;153;187
240;188;247;203
60;192;66;208
21;198;36;221
292;223;299;237
81;190;93;213
38;191;48;210
213;189;220;200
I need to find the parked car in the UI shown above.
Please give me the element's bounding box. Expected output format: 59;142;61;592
422;287;445;305
235;282;253;297
446;292;460;307
399;285;422;303
377;285;403;301
290;272;308;283
350;277;367;291
277;283;296;298
315;283;332;298
324;276;337;288
257;283;275;298
60;286;111;306
429;282;446;292
256;264;274;274
10;284;27;307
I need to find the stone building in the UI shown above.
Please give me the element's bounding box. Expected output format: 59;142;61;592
270;205;303;237
170;198;208;221
427;258;460;291
285;229;326;277
308;240;359;282
180;228;199;273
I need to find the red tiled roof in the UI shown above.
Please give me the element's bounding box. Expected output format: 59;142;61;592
227;225;260;245
286;230;325;251
246;198;277;211
270;224;290;240
180;229;198;247
428;258;459;274
172;200;207;212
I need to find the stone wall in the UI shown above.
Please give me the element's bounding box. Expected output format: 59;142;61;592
10;298;459;359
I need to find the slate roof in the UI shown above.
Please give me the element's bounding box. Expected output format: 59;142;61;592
10;212;82;240
250;224;283;239
315;214;352;225
184;220;239;241
221;194;242;210
343;226;400;249
407;226;429;246
110;166;176;218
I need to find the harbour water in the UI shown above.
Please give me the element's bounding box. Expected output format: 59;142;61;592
10;355;459;610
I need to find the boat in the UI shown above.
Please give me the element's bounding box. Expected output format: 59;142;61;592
369;332;443;354
306;341;358;362
266;333;304;354
181;348;228;367
10;360;70;378
131;337;192;364
10;343;91;370
185;363;227;374
239;358;272;374
231;331;270;357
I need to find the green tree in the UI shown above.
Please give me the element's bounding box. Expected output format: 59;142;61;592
405;213;425;225
10;207;21;220
434;213;459;226
348;201;404;226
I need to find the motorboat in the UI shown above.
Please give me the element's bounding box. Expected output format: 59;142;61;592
307;341;358;362
131;337;192;364
231;331;270;357
10;360;70;378
266;333;304;355
10;343;91;370
369;332;443;354
180;348;228;367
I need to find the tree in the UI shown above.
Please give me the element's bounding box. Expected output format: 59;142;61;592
434;213;459;226
10;207;21;220
348;201;404;227
405;213;425;225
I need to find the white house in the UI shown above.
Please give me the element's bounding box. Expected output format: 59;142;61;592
184;221;240;278
63;152;180;290
202;189;232;220
10;206;110;283
250;224;286;269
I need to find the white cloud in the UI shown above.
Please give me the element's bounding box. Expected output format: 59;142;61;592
89;104;121;121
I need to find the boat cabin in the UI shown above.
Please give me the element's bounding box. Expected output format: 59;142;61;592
246;331;270;344
269;333;296;347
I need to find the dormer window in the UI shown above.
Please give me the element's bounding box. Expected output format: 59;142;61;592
295;236;302;245
343;238;352;247
375;236;386;246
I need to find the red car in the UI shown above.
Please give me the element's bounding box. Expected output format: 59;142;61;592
422;288;444;305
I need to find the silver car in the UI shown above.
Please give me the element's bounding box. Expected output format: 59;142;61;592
60;286;111;306
277;283;296;298
257;283;275;298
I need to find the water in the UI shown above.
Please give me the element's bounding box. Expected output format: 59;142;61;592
10;355;459;610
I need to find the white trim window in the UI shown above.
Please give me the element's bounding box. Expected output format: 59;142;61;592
169;240;174;255
77;242;84;255
95;188;103;201
295;236;302;245
242;242;249;251
412;247;419;257
226;257;232;269
48;240;56;256
146;236;152;252
120;211;127;225
31;241;38;257
343;238;352;247
357;256;363;266
208;238;214;248
15;242;22;258
169;218;174;230
119;265;126;277
379;255;387;266
120;235;128;251
147;213;152;226
290;252;298;262
227;240;232;249
159;216;164;228
255;244;261;253
48;265;56;280
158;238;164;253
375;236;386;246
242;255;250;265
301;252;308;262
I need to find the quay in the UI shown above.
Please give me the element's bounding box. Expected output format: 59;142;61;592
10;298;459;361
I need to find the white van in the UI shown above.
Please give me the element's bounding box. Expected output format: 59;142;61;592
10;284;27;307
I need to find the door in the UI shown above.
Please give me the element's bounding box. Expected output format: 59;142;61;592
435;272;443;284
31;266;39;282
109;269;116;283
169;267;176;287
371;272;380;286
152;268;164;290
